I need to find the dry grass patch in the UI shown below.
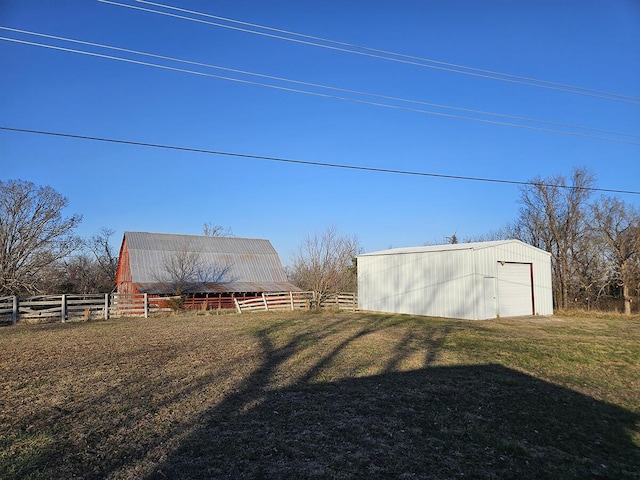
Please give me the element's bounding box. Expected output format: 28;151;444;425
1;311;639;479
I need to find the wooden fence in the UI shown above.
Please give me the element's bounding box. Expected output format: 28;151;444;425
182;294;255;311
0;291;359;324
318;293;359;311
234;292;357;313
0;294;172;324
234;292;313;313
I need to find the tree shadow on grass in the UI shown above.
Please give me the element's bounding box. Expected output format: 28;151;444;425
147;330;640;479
4;315;638;479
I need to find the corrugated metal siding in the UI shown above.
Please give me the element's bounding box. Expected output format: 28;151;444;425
120;232;297;294
126;232;279;255
134;282;300;294
358;239;553;320
472;241;553;317
358;248;478;319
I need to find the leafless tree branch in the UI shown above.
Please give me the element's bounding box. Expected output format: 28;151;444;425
0;179;82;295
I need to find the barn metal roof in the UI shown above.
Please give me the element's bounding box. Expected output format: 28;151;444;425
359;239;549;256
133;282;300;295
123;231;300;293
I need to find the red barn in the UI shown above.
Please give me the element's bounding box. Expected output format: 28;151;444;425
116;231;299;308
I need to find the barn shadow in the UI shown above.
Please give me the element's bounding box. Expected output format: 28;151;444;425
142;325;640;480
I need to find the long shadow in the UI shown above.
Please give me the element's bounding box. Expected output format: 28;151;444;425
7;315;637;479
148;364;640;479
144;325;640;480
3;316;372;480
382;324;453;372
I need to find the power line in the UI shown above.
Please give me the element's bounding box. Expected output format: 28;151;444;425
99;0;640;106
2;35;639;146
2;126;639;196
3;26;639;142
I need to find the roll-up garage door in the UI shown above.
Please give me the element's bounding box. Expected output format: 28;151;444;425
497;262;533;317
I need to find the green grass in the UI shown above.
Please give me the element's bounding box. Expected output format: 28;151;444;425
0;311;639;479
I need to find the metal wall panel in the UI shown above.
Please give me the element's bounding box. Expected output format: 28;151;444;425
472;241;553;317
358;240;553;320
358;248;479;319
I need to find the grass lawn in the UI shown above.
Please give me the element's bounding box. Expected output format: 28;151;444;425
1;310;639;479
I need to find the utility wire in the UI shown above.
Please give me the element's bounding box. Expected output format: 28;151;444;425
2;35;639;146
3;26;638;142
99;0;640;106
2;126;639;196
134;0;640;105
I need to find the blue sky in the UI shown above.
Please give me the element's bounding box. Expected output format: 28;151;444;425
1;0;639;266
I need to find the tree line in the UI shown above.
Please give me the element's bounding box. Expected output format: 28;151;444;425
509;167;639;313
460;167;639;314
1;173;639;314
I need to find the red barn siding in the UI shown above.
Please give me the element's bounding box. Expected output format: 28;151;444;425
115;237;137;294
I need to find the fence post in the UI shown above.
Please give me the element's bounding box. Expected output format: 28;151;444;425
104;294;110;320
144;293;149;318
61;294;67;323
290;291;294;311
12;296;18;324
262;293;268;311
234;297;242;313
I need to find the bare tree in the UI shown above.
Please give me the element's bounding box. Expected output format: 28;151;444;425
568;227;611;309
203;222;233;237
30;229;118;294
591;197;640;314
85;228;118;289
0;180;82;295
57;254;113;294
514;167;595;309
462;225;514;243
155;240;232;299
159;243;200;296
290;226;361;303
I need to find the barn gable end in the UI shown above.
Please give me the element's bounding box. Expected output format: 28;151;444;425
115;235;133;294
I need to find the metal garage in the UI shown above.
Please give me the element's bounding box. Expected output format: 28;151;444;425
357;240;553;320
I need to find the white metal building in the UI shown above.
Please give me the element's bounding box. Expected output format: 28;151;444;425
357;240;553;320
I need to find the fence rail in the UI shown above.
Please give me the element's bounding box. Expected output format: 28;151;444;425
234;292;357;313
0;296;17;323
0;293;172;324
234;292;314;313
0;291;358;324
319;293;359;312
